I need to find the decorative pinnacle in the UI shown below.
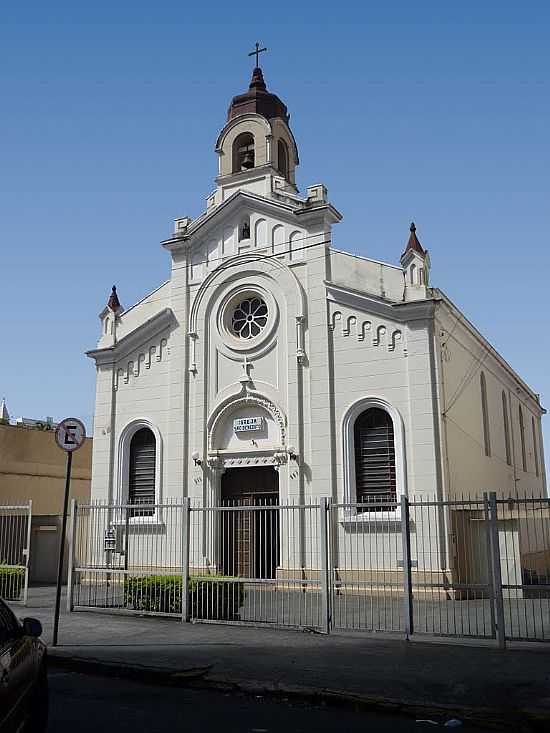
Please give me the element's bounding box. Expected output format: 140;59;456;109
107;285;121;312
403;221;427;258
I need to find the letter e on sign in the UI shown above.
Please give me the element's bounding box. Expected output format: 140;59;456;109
55;417;86;453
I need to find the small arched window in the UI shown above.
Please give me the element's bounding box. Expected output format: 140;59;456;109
232;133;255;173
129;427;156;516
502;390;512;466
519;405;527;472
480;372;491;457
277;139;289;179
410;264;416;284
354;408;396;511
532;416;539;478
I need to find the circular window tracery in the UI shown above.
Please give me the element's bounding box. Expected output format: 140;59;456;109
231;297;268;340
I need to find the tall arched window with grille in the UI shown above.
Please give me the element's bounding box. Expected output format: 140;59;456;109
519;405;527;472
129;427;156;516
354;408;396;511
502;390;512;466
532;416;539;478
480;372;491;457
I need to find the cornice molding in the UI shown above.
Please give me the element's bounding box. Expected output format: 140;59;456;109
86;308;175;365
325;281;435;322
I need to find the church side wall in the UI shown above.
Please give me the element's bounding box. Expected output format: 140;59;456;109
435;302;546;499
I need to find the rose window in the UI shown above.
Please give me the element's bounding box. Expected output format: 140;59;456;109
231;297;268;339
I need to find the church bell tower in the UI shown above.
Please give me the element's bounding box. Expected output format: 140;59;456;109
212;48;300;204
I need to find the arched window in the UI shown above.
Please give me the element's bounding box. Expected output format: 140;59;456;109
277;139;289;179
232;133;255;173
129;427;156;516
354;408;396;510
410;264;416;284
502;391;512;466
480;372;491;457
532;416;539;478
519;405;527;472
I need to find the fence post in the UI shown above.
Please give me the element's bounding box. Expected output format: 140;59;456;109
483;493;497;640
23;500;33;606
319;497;331;634
181;498;191;623
488;491;506;649
400;495;414;639
66;500;78;612
124;508;130;573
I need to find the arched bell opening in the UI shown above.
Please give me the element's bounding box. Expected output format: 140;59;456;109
232;132;255;173
277;139;289;180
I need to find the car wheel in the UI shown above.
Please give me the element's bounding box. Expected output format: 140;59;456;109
25;663;48;733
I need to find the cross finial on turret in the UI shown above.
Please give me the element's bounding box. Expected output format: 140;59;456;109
248;42;267;68
410;222;416;233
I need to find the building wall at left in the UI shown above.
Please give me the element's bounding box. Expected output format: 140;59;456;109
0;424;92;513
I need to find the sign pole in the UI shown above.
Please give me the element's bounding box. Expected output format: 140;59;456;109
52;417;86;647
52;450;72;647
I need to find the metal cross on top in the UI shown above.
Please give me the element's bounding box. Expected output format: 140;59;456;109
248;42;267;68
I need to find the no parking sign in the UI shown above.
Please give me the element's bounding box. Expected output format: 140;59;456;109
55;417;86;452
52;417;86;646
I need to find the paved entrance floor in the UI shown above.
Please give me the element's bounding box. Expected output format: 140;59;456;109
8;586;550;731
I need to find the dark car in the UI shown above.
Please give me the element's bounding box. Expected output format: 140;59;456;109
0;598;47;732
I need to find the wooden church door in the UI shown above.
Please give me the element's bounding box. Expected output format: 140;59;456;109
221;467;279;579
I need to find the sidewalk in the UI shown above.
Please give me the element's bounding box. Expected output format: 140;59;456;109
10;587;550;730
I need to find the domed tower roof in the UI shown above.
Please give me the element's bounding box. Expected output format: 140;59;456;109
227;67;289;124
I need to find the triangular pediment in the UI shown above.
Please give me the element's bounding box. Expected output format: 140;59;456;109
185;190;301;248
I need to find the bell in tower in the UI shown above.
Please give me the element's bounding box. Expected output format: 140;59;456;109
237;136;255;170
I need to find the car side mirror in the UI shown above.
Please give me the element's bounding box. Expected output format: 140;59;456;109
22;618;42;638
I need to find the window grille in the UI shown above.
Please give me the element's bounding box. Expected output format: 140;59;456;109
519;406;527;473
129;428;156;516
480;372;491;457
354;408;396;511
502;391;512;466
532;416;539;478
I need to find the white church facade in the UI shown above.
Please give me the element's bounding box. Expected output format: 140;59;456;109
87;65;546;587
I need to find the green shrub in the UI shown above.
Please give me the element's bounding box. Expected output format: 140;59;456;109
0;566;25;600
123;575;245;620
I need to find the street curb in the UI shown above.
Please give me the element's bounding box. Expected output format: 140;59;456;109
48;652;548;731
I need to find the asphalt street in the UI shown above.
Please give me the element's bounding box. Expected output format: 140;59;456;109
47;670;494;732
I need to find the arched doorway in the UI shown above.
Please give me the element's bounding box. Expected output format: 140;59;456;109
221;467;279;579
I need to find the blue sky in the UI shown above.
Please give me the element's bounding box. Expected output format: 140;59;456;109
1;1;549;471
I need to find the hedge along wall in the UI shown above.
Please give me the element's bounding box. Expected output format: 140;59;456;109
123;575;245;620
